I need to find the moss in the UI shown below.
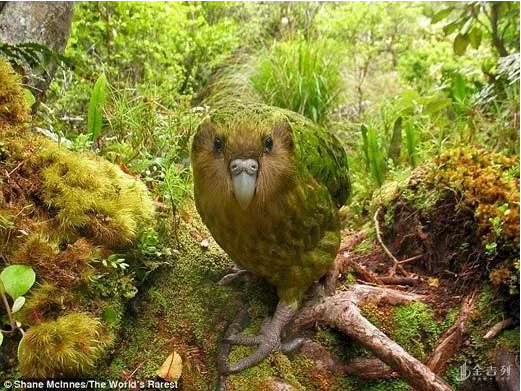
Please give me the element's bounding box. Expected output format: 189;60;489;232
497;327;520;353
338;377;410;391
15;282;75;325
466;284;508;366
359;301;395;336
431;148;519;246
0;59;31;133
29;140;155;248
392;302;440;360
18;312;113;378
12;234;95;287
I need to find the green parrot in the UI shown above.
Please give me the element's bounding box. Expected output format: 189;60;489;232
191;103;350;373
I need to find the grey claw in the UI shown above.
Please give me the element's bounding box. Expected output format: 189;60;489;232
217;268;249;285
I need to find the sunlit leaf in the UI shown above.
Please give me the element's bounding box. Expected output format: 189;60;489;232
87;73;108;142
431;8;453;24
452;73;467;102
453;34;469;56
468;27;482;49
23;88;36;107
0;265;36;299
11;296;26;313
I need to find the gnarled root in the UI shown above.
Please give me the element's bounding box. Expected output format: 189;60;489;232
291;284;452;391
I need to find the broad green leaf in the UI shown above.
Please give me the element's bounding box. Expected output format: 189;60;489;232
443;19;462;35
0;331;3;347
0;265;36;299
452;73;467;102
23;88;36;107
11;296;26;313
468;27;482;49
431;8;453;24
453;34;470;56
87;73;108;142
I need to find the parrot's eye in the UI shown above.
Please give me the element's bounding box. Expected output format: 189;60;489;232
263;135;273;153
213;136;224;153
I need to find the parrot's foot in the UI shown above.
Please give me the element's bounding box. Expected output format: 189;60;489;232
216;265;250;286
218;301;303;374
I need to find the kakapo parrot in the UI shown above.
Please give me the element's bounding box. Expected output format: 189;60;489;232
191;104;350;373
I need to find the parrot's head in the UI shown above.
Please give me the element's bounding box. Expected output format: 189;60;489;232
192;111;296;211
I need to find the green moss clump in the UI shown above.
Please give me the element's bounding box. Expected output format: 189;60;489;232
18;312;113;378
392;302;440;360
0;59;31;133
30;141;155;247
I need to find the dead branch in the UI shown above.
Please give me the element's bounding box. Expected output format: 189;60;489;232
484;318;514;340
426;292;478;374
292;285;452;391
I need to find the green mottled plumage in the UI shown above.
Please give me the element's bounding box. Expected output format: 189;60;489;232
192;104;349;306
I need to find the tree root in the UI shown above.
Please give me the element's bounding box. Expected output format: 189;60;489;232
299;339;395;379
426;291;478;374
291;284;452;391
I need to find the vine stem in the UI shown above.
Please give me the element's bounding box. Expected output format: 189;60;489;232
0;288;15;329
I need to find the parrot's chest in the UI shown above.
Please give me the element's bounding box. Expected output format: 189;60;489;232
196;179;338;284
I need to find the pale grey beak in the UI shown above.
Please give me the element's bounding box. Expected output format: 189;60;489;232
230;158;258;209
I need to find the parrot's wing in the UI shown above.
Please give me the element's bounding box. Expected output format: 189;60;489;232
292;117;350;208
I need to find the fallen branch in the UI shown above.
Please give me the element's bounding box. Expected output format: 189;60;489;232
292;284;452;391
426;291;478;374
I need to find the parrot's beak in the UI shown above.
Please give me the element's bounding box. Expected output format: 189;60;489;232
229;158;258;210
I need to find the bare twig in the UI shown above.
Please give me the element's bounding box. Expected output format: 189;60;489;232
484;318;514;340
373;207;409;276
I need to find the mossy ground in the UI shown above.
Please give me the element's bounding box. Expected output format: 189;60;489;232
0;59;157;379
101;203;343;390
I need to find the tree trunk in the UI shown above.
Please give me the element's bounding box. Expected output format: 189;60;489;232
0;1;75;104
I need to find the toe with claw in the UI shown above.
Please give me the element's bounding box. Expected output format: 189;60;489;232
218;301;302;375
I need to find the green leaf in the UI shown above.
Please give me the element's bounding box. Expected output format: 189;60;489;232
0;331;3;347
431;8;453;24
104;307;118;325
452;73;467;102
0;265;35;299
453;34;470;56
404;121;419;167
388;116;403;165
425;96;453;114
87;73;108;142
23;88;36;107
468;27;482;49
443;19;461;35
11;296;26;313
